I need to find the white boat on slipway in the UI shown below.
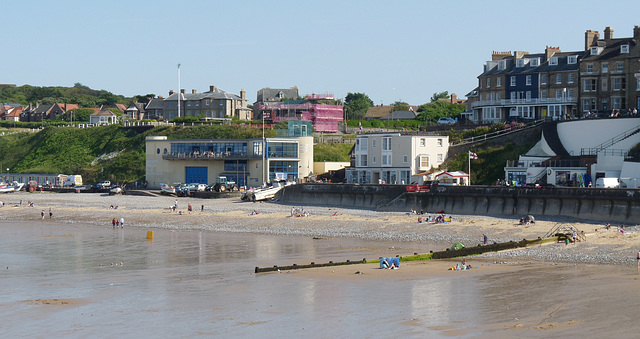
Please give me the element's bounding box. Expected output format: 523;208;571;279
0;181;25;193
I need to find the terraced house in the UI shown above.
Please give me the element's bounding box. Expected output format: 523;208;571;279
468;25;640;123
163;85;249;121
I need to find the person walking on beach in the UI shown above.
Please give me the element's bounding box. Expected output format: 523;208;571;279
20;198;23;206
120;217;124;228
637;250;640;268
201;204;204;212
483;234;488;245
188;204;193;214
49;207;53;218
112;218;116;228
41;210;45;219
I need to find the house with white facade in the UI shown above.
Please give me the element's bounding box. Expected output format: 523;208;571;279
346;132;449;184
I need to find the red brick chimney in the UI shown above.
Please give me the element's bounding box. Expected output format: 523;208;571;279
585;30;600;50
545;46;561;60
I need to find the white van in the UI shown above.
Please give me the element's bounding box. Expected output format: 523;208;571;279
595;177;620;188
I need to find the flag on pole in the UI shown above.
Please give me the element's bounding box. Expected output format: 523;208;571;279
469;151;478;160
359;121;363;131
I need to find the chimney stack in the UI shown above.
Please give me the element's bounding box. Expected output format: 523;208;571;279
545;46;561;60
585;30;600;50
209;85;215;92
240;89;246;101
604;26;614;40
634;25;640;41
180;89;185;94
169;90;174;95
192;89;197;94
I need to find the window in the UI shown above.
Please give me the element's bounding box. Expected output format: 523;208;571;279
526;75;532;85
372;156;376;164
614;78;621;91
556;74;562;84
590;46;599;55
403;155;408;163
602;63;608;73
583;98;596;111
530;58;539;66
584;79;596;92
419;138;425;147
359;155;368;167
486;78;490;88
496;77;502;87
549;57;558;65
156;148;160;154
419;155;430;169
568;73;574;84
617;62;624;72
498;60;506;70
568;89;574;99
356;138;368;152
621;44;630;53
437;139;443;147
613;97;621;109
382;154;391;166
516;59;525;67
556;90;562;99
540;74;547;85
568;55;577;64
602;99;608;110
526;91;531;101
372;140;376;148
382;137;391;151
205;100;210;106
510;76;516;86
586;64;593;73
637;78;640;91
510;92;516;101
541;90;547;99
437;154;443;162
602;78;608;91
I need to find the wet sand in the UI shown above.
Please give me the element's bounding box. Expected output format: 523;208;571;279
2;192;640;337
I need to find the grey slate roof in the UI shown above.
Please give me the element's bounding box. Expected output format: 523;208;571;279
145;98;164;110
166;87;241;102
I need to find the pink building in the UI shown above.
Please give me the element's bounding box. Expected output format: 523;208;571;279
259;94;343;133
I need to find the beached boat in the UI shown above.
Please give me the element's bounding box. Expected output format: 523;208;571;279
0;181;25;193
241;180;294;202
160;183;177;195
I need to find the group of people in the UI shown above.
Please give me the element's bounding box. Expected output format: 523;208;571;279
380;258;398;269
449;259;472;271
111;217;125;228
291;207;309;218
417;214;451;224
40;207;53;219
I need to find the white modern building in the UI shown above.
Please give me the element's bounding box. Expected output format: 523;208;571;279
145;135;313;189
346;133;449;184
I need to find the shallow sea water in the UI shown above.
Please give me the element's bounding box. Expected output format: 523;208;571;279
2;220;640;338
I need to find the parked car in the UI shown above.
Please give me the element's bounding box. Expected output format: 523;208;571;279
437;117;456;125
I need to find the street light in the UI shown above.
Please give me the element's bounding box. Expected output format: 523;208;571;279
262;113;266;186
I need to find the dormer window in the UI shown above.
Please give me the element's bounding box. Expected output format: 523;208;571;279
590;46;602;55
530;58;540;67
516;59;525;67
498;60;506;70
277;91;284;99
621;44;630;53
568;55;577;64
549;57;558;66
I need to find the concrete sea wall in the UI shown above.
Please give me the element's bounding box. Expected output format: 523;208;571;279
278;184;640;225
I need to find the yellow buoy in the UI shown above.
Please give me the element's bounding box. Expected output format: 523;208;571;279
146;231;154;240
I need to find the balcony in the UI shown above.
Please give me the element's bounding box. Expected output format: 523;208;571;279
471;97;577;108
162;152;261;161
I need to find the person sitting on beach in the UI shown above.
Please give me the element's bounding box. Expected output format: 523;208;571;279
332;212;339;216
417;217;423;223
381;259;390;269
605;222;611;230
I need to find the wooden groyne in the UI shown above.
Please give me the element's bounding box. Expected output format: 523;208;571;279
254;237;551;273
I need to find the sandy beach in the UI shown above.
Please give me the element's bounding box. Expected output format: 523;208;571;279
1;191;638;266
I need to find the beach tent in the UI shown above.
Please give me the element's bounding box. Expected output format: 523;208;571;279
450;242;465;250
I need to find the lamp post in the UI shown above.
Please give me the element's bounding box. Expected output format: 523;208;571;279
177;63;181;118
262;113;266;186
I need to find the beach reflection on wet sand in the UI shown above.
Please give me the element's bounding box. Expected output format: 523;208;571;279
2;220;640;338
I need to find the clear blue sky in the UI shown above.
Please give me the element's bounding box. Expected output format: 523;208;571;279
5;0;639;106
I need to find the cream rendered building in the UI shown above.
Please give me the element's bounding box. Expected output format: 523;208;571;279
145;136;313;189
346;133;449;184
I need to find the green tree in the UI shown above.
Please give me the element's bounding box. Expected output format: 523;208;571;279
430;91;449;102
392;101;409;112
344;92;373;120
416;101;465;122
